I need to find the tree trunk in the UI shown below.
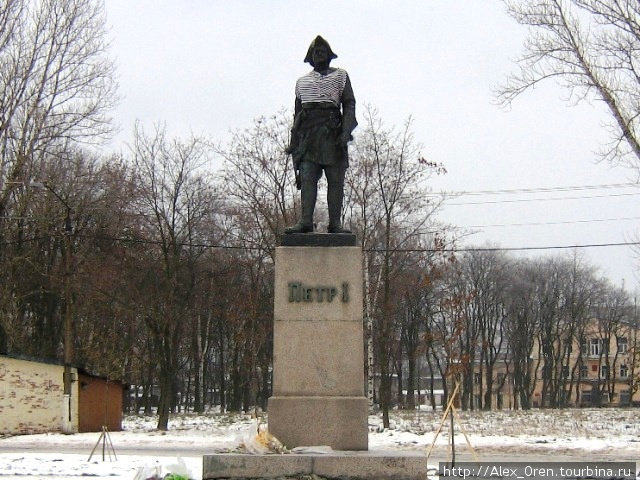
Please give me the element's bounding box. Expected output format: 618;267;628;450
426;353;437;410
363;254;375;409
218;334;226;412
396;359;404;408
407;353;416;409
380;217;392;428
379;363;391;428
193;315;203;413
157;372;173;431
483;376;493;411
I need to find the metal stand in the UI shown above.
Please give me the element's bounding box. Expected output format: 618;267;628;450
88;425;117;462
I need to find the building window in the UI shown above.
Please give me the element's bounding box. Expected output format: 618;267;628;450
580;365;588;378
590;339;600;356
581;339;588;355
620;364;628;378
562;365;570;378
617;337;628;355
600;365;609;379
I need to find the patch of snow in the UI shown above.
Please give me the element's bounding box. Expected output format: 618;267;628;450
0;409;638;478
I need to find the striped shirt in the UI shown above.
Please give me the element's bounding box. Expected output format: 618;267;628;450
295;68;349;107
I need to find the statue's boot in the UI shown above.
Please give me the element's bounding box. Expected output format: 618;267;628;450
328;225;351;234
285;180;316;234
284;222;313;234
327;182;351;234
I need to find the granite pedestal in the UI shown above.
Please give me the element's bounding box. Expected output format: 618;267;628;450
268;233;368;451
203;234;379;478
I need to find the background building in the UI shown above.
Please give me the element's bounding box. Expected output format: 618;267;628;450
0;355;122;434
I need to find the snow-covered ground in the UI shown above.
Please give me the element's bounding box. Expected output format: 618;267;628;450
0;408;638;479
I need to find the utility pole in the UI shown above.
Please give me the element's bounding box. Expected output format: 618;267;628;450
62;208;74;433
31;181;75;433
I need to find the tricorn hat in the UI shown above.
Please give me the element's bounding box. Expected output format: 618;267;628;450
304;35;338;66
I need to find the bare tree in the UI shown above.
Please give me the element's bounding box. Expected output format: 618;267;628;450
505;260;541;409
427;259;471;409
0;147;135;372
444;257;480;410
504;254;602;408
216;112;300;412
558;253;600;405
459;249;511;410
217;110;298;250
347;104;446;427
127;124;217;430
499;0;640;169
0;0;117;213
0;0;116;350
592;281;630;404
396;240;451;409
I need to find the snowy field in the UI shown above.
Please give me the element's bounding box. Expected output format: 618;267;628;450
0;408;638;479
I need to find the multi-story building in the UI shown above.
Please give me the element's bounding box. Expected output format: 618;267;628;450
471;318;639;409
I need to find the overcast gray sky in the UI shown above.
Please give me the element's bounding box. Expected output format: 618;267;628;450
104;0;640;292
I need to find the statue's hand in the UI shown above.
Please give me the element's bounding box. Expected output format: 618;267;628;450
337;131;351;148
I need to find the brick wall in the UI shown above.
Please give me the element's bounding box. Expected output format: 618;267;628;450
0;356;78;434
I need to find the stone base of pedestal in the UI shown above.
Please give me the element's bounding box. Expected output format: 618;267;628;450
202;451;430;480
268;396;368;451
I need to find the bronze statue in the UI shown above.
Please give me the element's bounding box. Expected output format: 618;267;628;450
285;35;357;234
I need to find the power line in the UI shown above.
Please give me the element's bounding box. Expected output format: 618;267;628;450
0;232;637;254
465;216;640;229
90;236;640;253
7;232;638;253
436;182;638;197
446;191;640;206
366;241;640;253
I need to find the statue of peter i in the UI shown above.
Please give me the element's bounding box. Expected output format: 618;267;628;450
285;35;357;234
